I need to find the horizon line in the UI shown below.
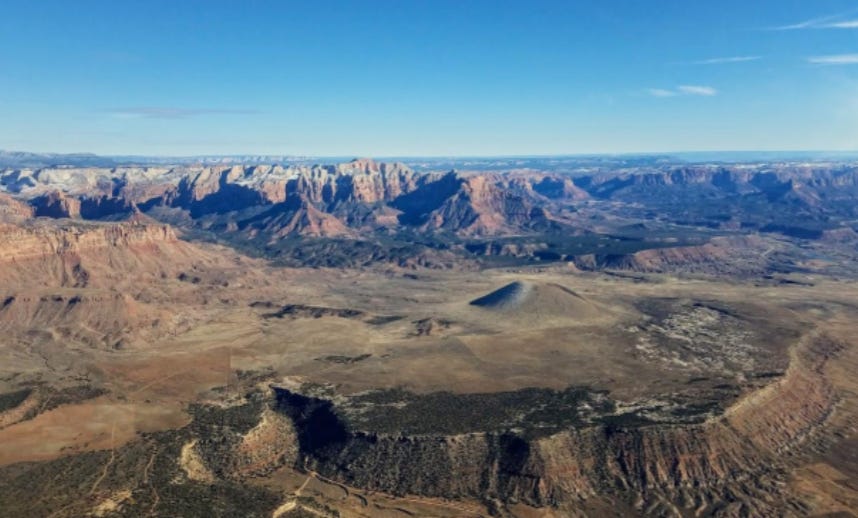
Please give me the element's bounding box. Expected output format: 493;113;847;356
4;148;858;161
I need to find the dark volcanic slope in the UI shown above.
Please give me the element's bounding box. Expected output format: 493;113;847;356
469;280;604;320
470;280;532;309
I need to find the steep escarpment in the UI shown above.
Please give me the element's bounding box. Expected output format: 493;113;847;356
0;219;240;292
268;333;841;514
0;221;176;261
0;220;237;348
572;235;774;275
533;334;842;514
0;222;181;286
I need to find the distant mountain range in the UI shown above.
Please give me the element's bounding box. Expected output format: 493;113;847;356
3;149;857;171
1;157;858;273
0;150;319;169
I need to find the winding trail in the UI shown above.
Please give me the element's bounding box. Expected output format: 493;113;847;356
299;468;485;517
142;445;161;516
89;422;116;495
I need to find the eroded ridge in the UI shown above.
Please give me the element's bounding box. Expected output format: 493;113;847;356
268;331;846;515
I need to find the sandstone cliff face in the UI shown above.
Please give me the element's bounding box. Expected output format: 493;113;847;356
0;219;254;348
535;334;840;514
0;222;176;263
321;158;421;204
422;176;536;236
0;222;180;288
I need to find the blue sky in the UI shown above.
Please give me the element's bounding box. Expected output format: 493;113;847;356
1;0;857;156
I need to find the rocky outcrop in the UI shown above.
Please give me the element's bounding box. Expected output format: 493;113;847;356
228;409;299;478
392;173;555;236
505;173;590;201
236;196;353;239
572;236;772;275
0;193;33;220
31;191;81;218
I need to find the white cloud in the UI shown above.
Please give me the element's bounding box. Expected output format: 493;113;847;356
772;11;858;30
647;85;718;98
825;19;858;28
677;85;718;96
688;56;761;65
774;15;837;30
807;54;858;65
647;88;677;97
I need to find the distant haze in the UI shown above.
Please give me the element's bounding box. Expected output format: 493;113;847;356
3;149;858;171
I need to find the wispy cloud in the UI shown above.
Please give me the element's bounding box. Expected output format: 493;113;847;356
107;107;259;119
771;10;858;30
647;85;718;98
773;14;840;30
686;56;761;65
826;19;858;28
677;85;718;96
677;85;718;97
807;54;858;65
647;88;677;97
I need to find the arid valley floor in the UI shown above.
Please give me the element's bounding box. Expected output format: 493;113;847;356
1;158;858;517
